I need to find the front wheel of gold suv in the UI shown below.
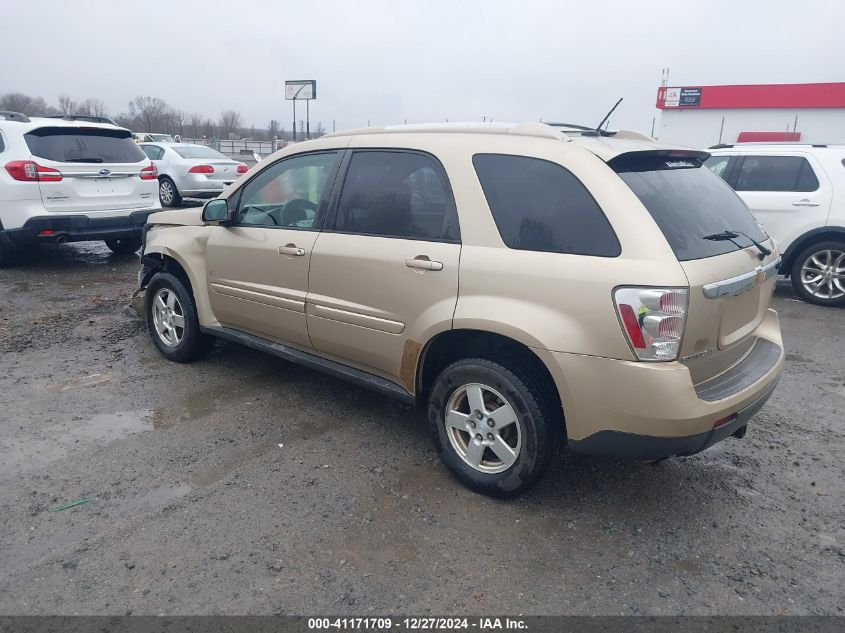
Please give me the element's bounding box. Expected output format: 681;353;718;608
145;271;215;362
427;358;559;498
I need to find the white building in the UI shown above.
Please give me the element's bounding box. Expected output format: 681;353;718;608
655;82;845;149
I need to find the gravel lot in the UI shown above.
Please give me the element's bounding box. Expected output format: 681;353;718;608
0;241;842;616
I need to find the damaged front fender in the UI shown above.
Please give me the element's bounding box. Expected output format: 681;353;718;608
129;254;163;318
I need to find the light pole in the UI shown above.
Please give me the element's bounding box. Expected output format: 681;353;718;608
291;84;308;141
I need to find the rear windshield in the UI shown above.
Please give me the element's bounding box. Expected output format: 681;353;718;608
172;146;229;160
25;127;145;164
612;153;766;261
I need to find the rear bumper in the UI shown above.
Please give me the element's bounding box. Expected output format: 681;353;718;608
175;174;234;198
567;379;778;459
535;308;784;459
180;191;222;199
1;209;156;245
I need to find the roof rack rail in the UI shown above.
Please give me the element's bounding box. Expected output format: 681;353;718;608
0;111;31;123
325;121;563;141
710;142;830;149
544;122;593;130
46;114;117;125
545;122;615;137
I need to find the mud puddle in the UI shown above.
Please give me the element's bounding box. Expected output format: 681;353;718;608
0;410;154;477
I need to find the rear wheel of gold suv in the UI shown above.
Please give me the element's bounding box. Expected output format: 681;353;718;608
427;358;558;497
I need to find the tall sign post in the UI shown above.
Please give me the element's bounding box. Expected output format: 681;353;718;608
285;80;316;141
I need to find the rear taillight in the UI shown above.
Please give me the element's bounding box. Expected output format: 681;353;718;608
236;164;248;174
140;163;158;180
5;160;63;182
188;164;214;174
613;287;689;361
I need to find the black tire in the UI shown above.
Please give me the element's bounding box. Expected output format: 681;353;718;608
145;271;215;362
790;240;845;307
159;176;182;207
105;237;142;255
427;357;559;498
0;234;17;268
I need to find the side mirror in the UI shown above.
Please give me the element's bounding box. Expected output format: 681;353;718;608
202;199;232;225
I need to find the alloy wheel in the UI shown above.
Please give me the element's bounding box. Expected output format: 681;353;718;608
444;383;522;474
159;180;174;206
800;249;845;300
152;287;185;347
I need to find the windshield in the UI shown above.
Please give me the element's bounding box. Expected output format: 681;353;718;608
150;134;174;142
25;127;146;164
173;145;230;160
612;153;766;261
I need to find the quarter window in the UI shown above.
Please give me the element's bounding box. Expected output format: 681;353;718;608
704;155;731;178
141;145;163;160
235;152;338;228
332;151;459;241
734;155;819;192
472;154;620;257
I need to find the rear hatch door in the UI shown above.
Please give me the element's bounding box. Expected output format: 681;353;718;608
25;126;155;213
611;150;780;383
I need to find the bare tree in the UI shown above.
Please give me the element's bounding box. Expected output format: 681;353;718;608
0;92;59;116
203;118;217;139
113;112;137;129
57;94;77;115
169;109;186;137
218;110;242;138
78;99;109;118
129;96;172;132
187;112;204;139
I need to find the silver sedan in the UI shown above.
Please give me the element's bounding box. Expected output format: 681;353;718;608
139;143;248;207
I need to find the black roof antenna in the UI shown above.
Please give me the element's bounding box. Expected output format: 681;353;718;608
582;98;623;137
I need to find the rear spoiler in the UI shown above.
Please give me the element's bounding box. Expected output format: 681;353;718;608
46;114;117;126
608;149;710;173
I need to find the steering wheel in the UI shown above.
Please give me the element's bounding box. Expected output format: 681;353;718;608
280;198;317;226
238;204;281;225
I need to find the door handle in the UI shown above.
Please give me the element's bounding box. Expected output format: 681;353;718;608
278;244;306;256
793;199;820;207
405;256;443;271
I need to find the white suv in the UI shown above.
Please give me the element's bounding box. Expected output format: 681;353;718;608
705;144;845;306
0;111;161;266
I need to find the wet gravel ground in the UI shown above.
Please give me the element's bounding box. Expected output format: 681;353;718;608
0;242;842;616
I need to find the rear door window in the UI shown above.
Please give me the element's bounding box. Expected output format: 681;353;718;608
613;153;766;261
734;155;819;192
472;154;620;256
332;150;460;241
25;127;146;164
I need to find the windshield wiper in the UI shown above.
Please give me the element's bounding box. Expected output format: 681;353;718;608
63;157;104;163
703;230;771;260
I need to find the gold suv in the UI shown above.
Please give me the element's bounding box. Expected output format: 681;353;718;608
136;122;784;497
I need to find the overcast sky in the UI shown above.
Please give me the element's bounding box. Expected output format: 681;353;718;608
1;0;842;134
